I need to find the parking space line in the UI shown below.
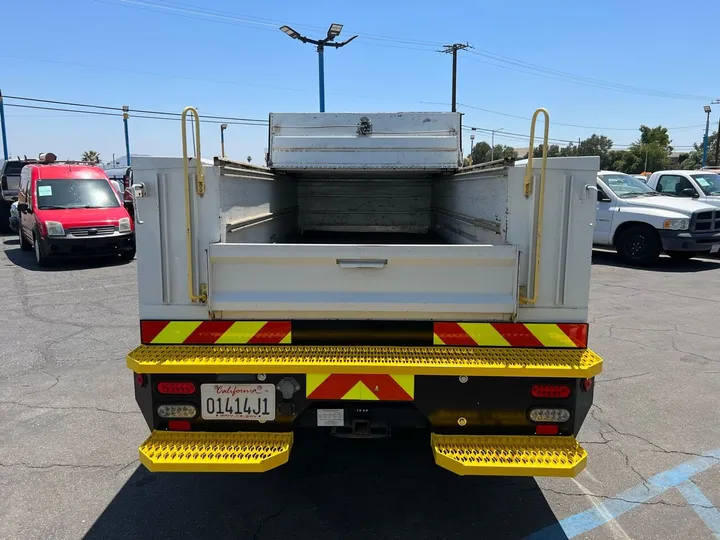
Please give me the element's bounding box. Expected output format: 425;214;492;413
526;449;720;540
676;480;720;539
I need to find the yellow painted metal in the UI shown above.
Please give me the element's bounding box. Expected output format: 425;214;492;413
520;107;550;306
138;431;292;473
180;106;207;304
524;324;577;348
127;345;602;378
431;434;587;477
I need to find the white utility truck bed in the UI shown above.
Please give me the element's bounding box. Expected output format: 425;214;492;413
127;110;603;478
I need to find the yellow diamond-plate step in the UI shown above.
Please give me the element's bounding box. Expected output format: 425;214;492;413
431;434;587;477
127;345;602;378
139;431;293;473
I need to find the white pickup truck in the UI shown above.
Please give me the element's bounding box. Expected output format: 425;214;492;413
645;170;720;208
595;171;720;264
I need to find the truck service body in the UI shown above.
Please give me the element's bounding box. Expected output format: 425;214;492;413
128;109;603;477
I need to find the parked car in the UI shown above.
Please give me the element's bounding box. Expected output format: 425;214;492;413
104;166;134;220
8;201;19;232
595;171;720;265
17;155;135;266
1;158;36;233
645;170;720;208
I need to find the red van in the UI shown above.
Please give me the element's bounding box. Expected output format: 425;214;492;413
17;156;135;266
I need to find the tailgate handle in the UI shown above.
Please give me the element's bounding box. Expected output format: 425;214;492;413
336;259;388;269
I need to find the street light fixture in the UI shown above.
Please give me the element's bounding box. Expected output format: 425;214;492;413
279;22;358;112
220;124;228;158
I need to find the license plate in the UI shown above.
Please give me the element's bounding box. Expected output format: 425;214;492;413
711;244;720;254
200;384;276;421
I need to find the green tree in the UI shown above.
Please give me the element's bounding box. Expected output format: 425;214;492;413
532;144;561;158
493;144;518;161
470;141;492;164
82;150;100;164
577;134;614;169
679;131;718;170
639;125;672;151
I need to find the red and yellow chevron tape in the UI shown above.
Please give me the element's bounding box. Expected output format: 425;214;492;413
433;322;587;348
141;321;291;345
307;374;414;401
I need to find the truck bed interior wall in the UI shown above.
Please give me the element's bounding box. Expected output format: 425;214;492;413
431;167;508;245
297;176;431;234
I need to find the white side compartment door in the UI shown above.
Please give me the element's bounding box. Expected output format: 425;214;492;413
208;244;518;319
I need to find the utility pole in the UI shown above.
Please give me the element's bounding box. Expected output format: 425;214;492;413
490;128;504;161
438;43;472;112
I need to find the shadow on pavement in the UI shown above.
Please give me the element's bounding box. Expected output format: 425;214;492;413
85;431;565;540
592;249;720;272
2;245;133;272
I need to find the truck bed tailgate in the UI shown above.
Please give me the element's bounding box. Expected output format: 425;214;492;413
208;243;518;318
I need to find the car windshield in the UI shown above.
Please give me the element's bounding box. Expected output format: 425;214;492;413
690;173;720;196
600;173;659;198
36;179;120;209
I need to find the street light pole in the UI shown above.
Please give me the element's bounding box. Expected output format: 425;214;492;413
280;23;357;113
702;105;712;167
122;105;131;166
490;128;504;161
220;124;228;158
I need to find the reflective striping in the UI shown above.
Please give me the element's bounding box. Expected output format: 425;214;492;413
214;321;267;345
127;345;603;378
139;430;293;473
151;321;202;344
433;322;588;348
459;323;511;347
307;374;414;401
184;320;234;344
490;323;543;347
431;434;587;477
248;321;292;344
525;324;578;348
141;321;291;345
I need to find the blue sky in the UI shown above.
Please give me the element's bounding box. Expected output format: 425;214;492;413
2;0;719;163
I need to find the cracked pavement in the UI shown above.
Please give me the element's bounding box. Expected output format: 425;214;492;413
0;241;719;540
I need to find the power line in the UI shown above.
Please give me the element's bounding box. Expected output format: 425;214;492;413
99;0;715;102
4;95;268;124
438;43;472;113
4;103;267;126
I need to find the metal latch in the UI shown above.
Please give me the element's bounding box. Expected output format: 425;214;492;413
357;116;372;136
131;183;146;224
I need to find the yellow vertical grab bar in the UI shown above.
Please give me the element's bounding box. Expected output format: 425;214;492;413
181;106;207;303
520;108;550;305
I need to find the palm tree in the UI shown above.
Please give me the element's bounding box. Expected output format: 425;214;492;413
82;150;101;164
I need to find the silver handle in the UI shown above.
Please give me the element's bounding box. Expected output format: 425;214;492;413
336;259;388;269
132;183;145;224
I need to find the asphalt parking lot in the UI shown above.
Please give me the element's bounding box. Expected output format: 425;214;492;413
0;238;718;540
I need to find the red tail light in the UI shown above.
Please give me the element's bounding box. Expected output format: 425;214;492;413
531;384;571;398
535;424;559;435
168;420;191;431
157;381;196;395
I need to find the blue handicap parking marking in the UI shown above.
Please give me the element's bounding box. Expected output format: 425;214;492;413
676;480;720;539
526;449;720;540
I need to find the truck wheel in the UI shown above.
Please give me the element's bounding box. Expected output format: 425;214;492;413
120;249;136;261
667;251;696;260
0;204;10;234
615;225;661;266
33;234;49;267
19;226;31;251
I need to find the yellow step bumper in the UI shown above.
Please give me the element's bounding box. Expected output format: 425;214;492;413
127;345;602;378
431;434;587;477
139;431;293;473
